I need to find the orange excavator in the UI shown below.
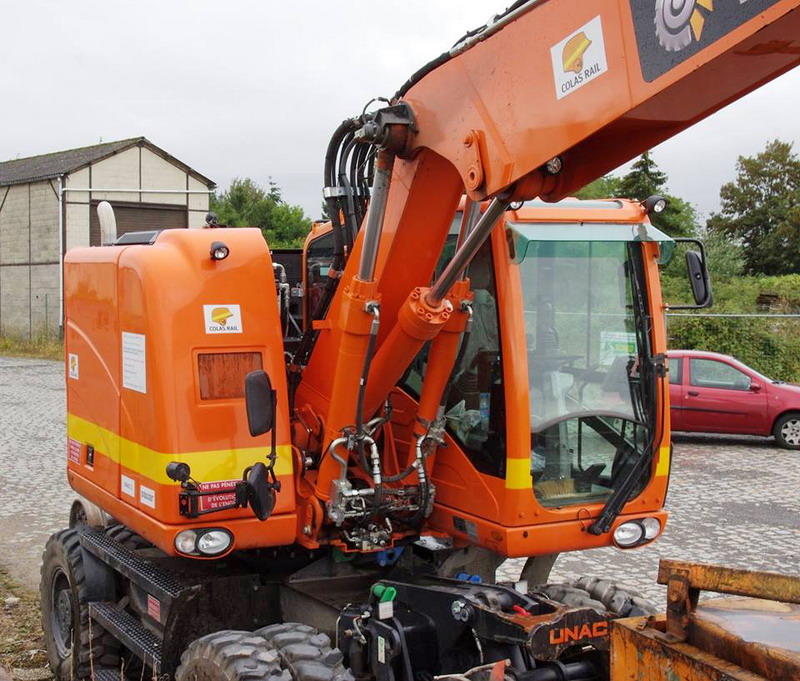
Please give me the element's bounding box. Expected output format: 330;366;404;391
41;2;800;680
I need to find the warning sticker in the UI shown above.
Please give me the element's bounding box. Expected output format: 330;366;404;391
122;332;147;394
198;479;239;512
551;16;608;100
68;354;79;380
140;485;156;509
121;475;136;498
203;304;243;334
147;594;161;622
68;438;82;464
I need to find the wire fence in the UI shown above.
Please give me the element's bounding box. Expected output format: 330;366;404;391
666;313;800;383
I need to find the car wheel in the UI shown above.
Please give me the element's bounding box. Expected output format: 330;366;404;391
773;412;800;449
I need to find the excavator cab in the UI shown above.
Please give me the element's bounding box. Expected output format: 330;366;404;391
379;199;677;557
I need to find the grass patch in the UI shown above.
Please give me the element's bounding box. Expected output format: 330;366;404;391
0;567;48;675
0;336;63;362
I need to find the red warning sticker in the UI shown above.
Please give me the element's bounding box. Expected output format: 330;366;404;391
198;479;239;512
147;594;161;622
68;438;82;464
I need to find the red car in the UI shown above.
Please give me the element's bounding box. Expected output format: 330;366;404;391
668;350;800;449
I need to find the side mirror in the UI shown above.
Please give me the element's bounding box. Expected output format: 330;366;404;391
245;370;275;436
750;382;762;393
667;238;713;310
685;250;712;308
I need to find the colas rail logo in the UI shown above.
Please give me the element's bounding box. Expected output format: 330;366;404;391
654;0;715;52
551;16;609;101
203;304;243;334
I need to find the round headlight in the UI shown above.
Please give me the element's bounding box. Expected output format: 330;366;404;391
642;517;661;540
174;530;197;555
613;521;644;547
196;530;232;556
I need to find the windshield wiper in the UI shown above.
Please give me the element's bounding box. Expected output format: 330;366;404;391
587;441;653;535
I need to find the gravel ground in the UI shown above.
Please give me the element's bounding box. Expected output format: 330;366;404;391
1;356;798;611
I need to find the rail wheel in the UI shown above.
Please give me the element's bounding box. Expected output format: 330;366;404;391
40;528;118;680
255;623;354;681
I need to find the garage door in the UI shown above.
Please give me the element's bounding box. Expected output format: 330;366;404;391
90;202;187;246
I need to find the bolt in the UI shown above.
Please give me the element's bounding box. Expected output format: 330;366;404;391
303;525;311;535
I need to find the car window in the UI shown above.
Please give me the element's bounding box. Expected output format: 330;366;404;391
690;358;751;391
668;357;682;385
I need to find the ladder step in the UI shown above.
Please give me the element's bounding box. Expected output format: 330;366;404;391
80;527;184;604
90;601;162;674
92;666;125;681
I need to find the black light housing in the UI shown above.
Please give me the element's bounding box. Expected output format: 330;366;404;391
642;195;668;215
210;241;230;261
166;461;191;483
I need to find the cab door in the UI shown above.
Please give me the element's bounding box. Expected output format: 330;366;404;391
683;357;767;434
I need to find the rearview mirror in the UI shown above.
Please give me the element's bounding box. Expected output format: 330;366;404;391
685;250;712;308
245;370;275;436
665;238;713;310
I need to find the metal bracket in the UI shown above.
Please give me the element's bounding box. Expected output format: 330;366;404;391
354;103;416;153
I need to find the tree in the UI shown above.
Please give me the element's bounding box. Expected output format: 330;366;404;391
617;151;698;237
574;175;621;199
575;152;698;237
210;178;311;248
707;140;800;276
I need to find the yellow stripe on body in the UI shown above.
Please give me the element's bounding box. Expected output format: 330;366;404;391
67;413;293;485
505;458;531;490
655;446;671;477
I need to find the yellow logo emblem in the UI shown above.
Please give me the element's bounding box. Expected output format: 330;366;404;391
562;32;592;74
211;307;234;326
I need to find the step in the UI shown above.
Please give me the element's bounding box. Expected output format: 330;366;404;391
89;601;162;674
80;528;184;605
92;666;126;681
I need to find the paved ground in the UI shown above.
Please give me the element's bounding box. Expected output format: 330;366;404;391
2;356;799;609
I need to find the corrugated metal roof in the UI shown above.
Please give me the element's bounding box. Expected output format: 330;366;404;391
0;137;214;188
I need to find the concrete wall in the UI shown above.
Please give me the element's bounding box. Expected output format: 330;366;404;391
1;141;212;337
0;181;60;337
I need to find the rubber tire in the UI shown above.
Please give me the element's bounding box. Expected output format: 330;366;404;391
105;522;152;550
535;584;606;612
536;578;657;617
255;623;354;681
40;528;119;680
175;630;290;681
773;412;800;450
566;576;657;617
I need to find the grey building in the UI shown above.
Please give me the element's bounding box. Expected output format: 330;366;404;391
0;137;214;337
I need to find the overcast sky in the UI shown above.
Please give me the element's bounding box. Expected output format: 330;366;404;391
3;1;798;224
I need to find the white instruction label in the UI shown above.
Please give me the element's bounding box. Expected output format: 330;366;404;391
122;332;147;394
121;475;136;498
140;485;156;508
551;16;608;100
68;353;79;380
203;304;243;334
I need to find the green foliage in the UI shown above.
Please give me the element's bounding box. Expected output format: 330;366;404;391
573;175;621;199
662;269;800;381
667;315;800;383
707;139;800;275
575;152;698;236
210;178;312;248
